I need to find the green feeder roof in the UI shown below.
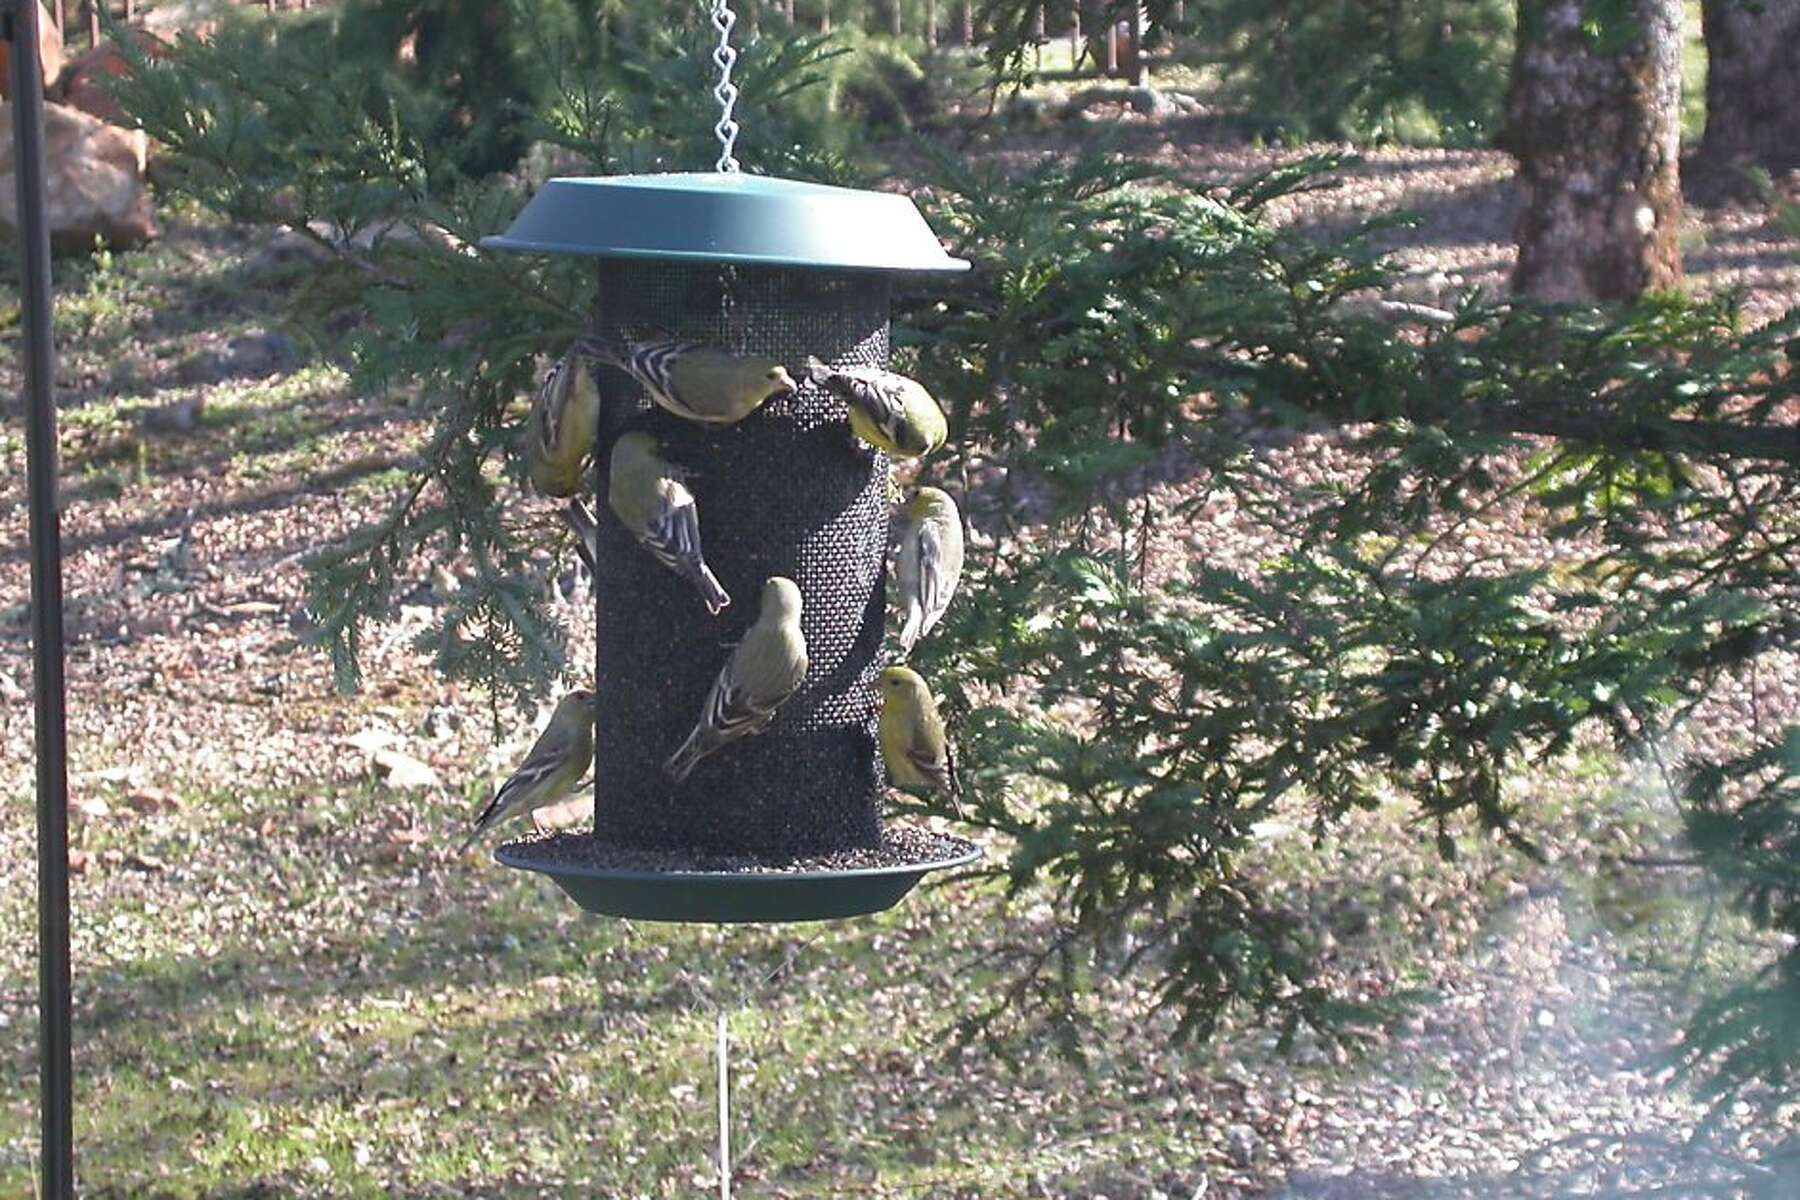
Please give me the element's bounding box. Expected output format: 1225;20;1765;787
481;172;970;273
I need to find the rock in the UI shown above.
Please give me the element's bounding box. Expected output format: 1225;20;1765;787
0;4;64;102
176;332;295;384
343;728;400;757
125;786;180;814
0;100;155;253
54;33;171;126
138;393;204;434
71;794;111;821
531;793;594;835
1126;86;1176;118
1226;1123;1259;1168
371;747;441;791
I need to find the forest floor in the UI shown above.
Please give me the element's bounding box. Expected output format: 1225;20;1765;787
0;125;1797;1197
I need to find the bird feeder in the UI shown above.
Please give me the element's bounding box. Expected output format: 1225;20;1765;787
483;173;978;923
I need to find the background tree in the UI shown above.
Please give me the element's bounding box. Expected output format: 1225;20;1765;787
1503;0;1684;300
1696;0;1800;173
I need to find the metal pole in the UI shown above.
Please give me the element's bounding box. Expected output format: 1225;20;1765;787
4;2;74;1196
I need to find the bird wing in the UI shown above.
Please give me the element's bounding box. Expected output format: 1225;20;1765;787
700;670;779;741
904;734;952;793
643;483;706;573
624;339;705;417
850;374;912;446
535;355;573;448
917;520;950;629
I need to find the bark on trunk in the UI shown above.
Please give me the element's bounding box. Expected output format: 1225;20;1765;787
1128;5;1143;84
1504;0;1684;302
1697;0;1800;172
926;0;937;46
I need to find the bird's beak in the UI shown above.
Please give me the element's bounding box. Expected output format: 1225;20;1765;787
773;368;797;394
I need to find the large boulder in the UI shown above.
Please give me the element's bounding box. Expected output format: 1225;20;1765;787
54;31;171;126
0;3;65;100
0;100;155;253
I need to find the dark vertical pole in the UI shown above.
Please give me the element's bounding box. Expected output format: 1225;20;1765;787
5;3;75;1197
84;0;96;46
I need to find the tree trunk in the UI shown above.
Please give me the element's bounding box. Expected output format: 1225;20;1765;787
1504;0;1684;302
1128;5;1143;84
1697;0;1800;172
926;0;937;46
1070;0;1081;67
960;0;973;44
892;0;902;37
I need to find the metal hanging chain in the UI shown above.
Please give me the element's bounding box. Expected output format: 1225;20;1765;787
709;0;743;173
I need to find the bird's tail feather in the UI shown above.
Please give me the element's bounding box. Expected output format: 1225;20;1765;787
663;728;712;784
690;565;732;615
565;500;599;573
458;806;498;855
575;334;627;366
945;742;966;821
896;608;924;659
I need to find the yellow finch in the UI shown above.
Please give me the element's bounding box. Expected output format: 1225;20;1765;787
525;346;602;498
664;577;809;783
585;335;795;426
878;666;963;816
608;432;731;615
460;690;596;852
564;498;599;573
803;357;947;460
895;487;964;658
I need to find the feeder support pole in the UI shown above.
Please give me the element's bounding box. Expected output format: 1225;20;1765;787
3;1;75;1195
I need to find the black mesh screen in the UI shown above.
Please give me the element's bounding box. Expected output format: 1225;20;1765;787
587;262;893;858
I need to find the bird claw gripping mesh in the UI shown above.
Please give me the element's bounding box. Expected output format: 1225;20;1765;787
588;262;895;859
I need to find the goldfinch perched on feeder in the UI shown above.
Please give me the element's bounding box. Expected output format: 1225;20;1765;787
895;486;964;658
459;690;596;853
664;577;809;784
878;666;963;818
584;335;795;426
525;346;603;498
608;432;732;615
802;357;947;460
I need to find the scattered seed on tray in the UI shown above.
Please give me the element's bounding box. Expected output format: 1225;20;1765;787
499;823;976;875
